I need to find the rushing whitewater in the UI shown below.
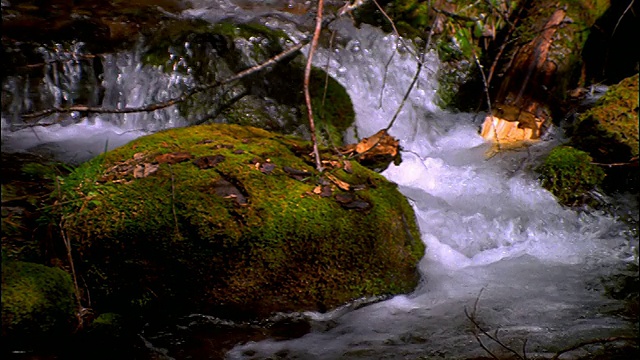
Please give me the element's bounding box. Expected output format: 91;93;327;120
1;42;190;164
1;2;637;358
223;19;638;360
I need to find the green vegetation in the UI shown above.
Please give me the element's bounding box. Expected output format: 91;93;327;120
571;74;639;163
354;1;609;108
1;260;76;338
299;65;356;146
54;124;423;319
140;17;355;145
537;146;605;206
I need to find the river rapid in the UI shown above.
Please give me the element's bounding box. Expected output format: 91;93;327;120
2;1;638;359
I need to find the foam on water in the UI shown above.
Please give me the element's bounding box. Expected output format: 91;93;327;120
225;19;637;360
1;4;636;357
2;42;190;163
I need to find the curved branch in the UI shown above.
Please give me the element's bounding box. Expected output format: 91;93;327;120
21;41;307;120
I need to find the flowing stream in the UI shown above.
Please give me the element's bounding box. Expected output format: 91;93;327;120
223;18;639;360
2;1;638;359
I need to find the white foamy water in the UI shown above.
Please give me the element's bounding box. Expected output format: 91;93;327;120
224;19;638;360
1;3;636;358
2;42;189;164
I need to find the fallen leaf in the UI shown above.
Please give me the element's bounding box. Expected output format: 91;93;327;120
283;166;312;181
320;185;332;198
143;163;159;177
343;160;353;174
133;164;144;178
334;192;371;211
326;173;350;191
193;155;226;169
260;163;276;174
155;152;193;164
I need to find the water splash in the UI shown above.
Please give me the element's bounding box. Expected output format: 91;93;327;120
225;19;638;360
2;41;191;163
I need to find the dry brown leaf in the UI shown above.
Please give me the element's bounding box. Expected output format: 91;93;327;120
143;163;159;177
155;152;193;164
133;164;145;178
326;173;350;191
343;160;353;174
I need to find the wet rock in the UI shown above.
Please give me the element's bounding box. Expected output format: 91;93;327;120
53;124;423;320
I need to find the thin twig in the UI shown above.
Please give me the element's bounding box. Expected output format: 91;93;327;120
384;4;436;132
55;178;86;330
304;0;326;172
379;50;395;108
551;336;637;360
321;30;337;107
22;41;307;120
168;164;180;237
370;0;421;62
464;288;527;360
351;1;437;161
473;48;501;151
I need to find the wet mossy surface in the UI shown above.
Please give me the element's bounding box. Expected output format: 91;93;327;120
1;153;71;264
1;260;77;339
570;74;639;163
54;123;423;320
536;146;605;206
569;74;639;192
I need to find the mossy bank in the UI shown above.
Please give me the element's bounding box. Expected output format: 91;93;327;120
569;73;639;192
54;124;424;320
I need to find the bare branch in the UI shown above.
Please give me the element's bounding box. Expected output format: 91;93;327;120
370;0;421;62
304;0;326;171
432;7;481;23
384;4;438;132
551;336;638;360
21;41;307;120
473;49;501;152
322;30;337;107
464;288;527;360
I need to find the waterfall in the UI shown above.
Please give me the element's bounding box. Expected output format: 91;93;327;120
1;41;190;164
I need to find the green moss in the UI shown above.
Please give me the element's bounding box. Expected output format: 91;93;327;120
1;260;77;337
1;154;71;263
571;74;639;162
303;67;356;146
537;146;605;206
54;124;422;319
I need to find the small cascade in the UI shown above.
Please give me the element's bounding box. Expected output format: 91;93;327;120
1;2;637;358
1;40;194;163
222;17;638;360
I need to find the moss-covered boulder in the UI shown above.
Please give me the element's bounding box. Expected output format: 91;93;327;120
537;146;606;206
570;74;639;164
1;260;77;339
55;124;423;319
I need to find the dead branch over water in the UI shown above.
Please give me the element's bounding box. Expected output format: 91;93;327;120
20;41;307;120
